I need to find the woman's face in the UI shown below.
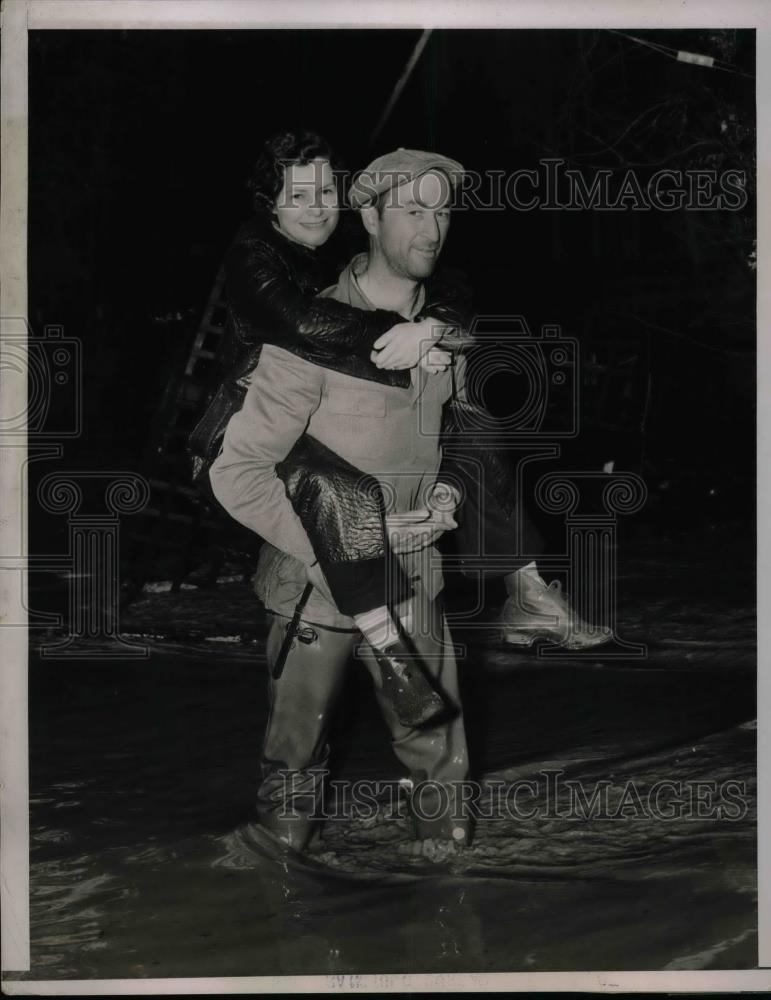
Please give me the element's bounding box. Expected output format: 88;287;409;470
273;158;339;248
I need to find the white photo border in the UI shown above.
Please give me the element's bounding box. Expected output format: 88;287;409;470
1;0;768;992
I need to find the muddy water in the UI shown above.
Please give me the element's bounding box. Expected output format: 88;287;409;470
27;639;756;979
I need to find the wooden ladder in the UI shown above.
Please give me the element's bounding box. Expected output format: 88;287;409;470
125;264;256;594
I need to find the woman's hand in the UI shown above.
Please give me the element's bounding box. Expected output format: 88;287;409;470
371;316;453;370
419;347;452;373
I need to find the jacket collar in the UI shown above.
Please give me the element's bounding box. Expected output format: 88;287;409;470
242;213;319;262
331;253;425;319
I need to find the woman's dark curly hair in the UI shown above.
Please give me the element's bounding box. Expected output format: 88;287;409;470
248;129;346;215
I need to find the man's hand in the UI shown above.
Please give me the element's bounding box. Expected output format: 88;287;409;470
427;481;462;516
371;316;456;370
386;515;449;554
386;483;460;554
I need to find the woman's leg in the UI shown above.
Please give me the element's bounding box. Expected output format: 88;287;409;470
276;433;415;647
443;441;609;649
275;437;454;723
444;442;544;578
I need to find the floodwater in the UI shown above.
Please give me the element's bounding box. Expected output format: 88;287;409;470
25;611;757;980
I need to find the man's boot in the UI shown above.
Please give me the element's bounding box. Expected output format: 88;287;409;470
502;565;611;650
370;635;452;728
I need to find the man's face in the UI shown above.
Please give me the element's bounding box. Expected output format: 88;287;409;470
274;158;339;248
371;171;451;279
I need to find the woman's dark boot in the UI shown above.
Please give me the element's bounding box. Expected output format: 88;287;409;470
370;636;452;729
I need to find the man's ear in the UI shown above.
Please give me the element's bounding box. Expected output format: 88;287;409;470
359;205;380;238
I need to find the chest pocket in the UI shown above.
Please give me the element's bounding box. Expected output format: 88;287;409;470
324;386;387;418
316;384;389;461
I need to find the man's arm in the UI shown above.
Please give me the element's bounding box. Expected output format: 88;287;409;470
209;344;323;564
422;267;476;352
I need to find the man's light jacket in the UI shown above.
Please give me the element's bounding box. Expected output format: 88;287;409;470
210;254;465;628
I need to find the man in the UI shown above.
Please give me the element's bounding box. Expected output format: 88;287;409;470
211;150;474;854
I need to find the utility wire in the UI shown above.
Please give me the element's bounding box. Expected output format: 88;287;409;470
627;315;753;360
607;29;755;80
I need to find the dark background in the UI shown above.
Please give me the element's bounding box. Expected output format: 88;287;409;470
22;32;759;977
28;28;755;552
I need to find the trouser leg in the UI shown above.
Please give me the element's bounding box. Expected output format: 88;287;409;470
258;615;357;850
358;577;474;844
442;445;545;578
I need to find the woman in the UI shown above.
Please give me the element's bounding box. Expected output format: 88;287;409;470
191;129;473;726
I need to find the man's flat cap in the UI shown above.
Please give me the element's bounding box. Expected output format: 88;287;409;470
349;147;465;209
